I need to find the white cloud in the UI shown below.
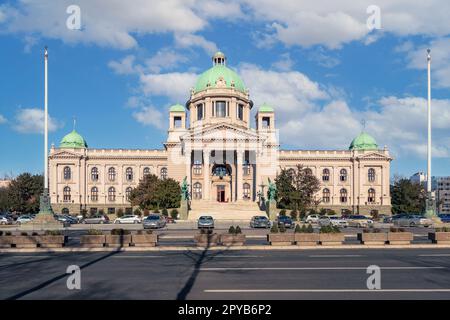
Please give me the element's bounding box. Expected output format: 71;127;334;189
145;49;189;73
0;114;7;124
271;53;294;71
174;33;218;55
308;48;340;68
132;106;165;129
108;55;141;75
139;72;197;103
13;108;62;134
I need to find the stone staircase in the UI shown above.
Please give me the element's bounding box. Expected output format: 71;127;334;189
188;200;267;221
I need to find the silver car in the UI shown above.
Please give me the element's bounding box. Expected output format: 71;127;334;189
318;216;348;228
394;215;433;227
143;215;166;229
250;216;271;228
198;216;214;229
0;216;13;225
82;215;109;224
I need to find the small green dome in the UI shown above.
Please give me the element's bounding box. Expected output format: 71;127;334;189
169;104;185;112
194;52;246;94
349;132;378;151
60;130;88;149
259;103;274;113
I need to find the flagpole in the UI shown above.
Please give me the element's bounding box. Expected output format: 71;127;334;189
426;48;436;217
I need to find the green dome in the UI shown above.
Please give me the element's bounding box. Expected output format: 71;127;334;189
169;104;185;112
349;132;378;151
60;130;88;149
194;53;246;93
259;103;274;113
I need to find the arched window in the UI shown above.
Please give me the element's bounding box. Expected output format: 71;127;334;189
63;186;71;201
193;182;202;199
193;160;202;175
368;188;376;203
160;167;168;180
304;168;313;176
91;167;99;181
340;169;348;182
323;188;330;203
126;187;132;201
126;167;133;181
63;166;71;180
243;183;251;200
340;188;348;203
108;167;116;181
62;208;69;214
243;160;251;176
91;187;98;202
108;187;116;202
368;168;376;182
143;167;150;177
213;165;231;177
322;169;330;182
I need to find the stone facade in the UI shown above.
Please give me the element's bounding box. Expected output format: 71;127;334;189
49;52;392;217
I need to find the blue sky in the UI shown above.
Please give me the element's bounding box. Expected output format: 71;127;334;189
1;0;450;179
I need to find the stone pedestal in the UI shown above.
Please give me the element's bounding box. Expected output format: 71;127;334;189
23;189;63;230
180;199;189;220
267;200;277;221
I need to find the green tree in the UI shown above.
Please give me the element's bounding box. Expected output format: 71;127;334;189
275;165;321;212
154;178;181;209
0;187;9;212
129;174;159;209
391;178;426;214
7;173;43;214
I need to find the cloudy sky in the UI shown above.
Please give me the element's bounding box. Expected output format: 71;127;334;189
0;0;450;178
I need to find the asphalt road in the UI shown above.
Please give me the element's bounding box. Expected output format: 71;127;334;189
2;248;450;300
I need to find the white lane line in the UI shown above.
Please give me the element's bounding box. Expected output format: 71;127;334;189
212;255;262;258
200;266;445;271
309;255;363;258
6;255;53;258
419;254;450;257
204;289;450;293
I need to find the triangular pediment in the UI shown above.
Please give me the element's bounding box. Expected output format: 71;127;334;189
50;150;82;158
357;151;392;160
181;123;263;142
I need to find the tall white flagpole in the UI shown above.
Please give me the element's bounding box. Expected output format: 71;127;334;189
44;46;49;190
426;48;436;217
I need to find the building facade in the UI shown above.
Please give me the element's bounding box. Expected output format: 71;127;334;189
49;52;392;218
436;177;450;214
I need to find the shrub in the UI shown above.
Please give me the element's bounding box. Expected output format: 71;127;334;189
270;224;279;233
294;224;302;233
235;226;242;234
279;209;287;216
306;224;314;233
45;230;63;236
87;229;103;235
327;209;337;216
363;228;381;233
435;227;450;232
319;208;327;216
20;232;28;236
153;208;160;214
290;210;298;221
389;227;405;233
228;226;236;234
161;208;168;217
170;209;178;220
117;208;124;218
111;228;131;235
98;209;105;215
32;232;39;236
319;225;341;233
279;223;286;233
5;231;12;236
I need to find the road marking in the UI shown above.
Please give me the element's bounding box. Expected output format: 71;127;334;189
308;255;363;258
419;254;450;257
199;266;445;271
7;255;53;258
211;255;262;258
204;288;450;293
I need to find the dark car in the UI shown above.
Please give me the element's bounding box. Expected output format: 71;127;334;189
439;214;450;223
250;216;271;228
276;215;295;229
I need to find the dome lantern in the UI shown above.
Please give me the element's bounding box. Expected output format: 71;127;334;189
212;51;226;66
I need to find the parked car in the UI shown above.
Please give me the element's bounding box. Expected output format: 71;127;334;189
438;214;450;223
306;214;321;224
319;216;348;228
16;215;34;225
394;215;433;227
143;214;167;229
114;215;141;224
250;215;271;228
197;216;214;229
276;215;295;228
81;214;109;224
0;215;13;225
347;215;373;228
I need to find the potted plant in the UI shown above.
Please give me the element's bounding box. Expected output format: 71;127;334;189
106;228;132;247
429;227;450;244
170;209;178;220
194;229;219;247
267;223;294;246
220;226;246;246
294;224;318;246
132;230;158;247
13;231;39;248
80;229;106;247
37;230;66;248
319;225;344;245
357;228;387;245
0;231;14;248
387;227;413;245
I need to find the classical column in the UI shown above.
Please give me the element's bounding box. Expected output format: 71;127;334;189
185;149;192;195
236;150;244;201
203;149;210;201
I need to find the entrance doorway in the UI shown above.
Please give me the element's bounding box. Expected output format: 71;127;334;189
217;185;226;202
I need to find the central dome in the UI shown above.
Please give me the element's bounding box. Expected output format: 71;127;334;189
194;52;246;94
349;132;378;151
60;130;88;149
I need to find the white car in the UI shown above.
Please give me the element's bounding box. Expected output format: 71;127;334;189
306;214;320;224
318;216;348;228
0;216;13;225
16;215;34;224
113;215;141;224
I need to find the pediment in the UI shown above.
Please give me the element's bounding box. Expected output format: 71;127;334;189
181;123;263;142
50;150;83;158
357;151;392;160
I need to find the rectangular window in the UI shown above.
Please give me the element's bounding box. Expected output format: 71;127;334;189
238;104;244;121
197;104;203;120
215;101;226;117
108;207;115;215
174;116;182;128
262;117;270;128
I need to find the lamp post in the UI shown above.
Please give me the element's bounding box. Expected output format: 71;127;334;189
425;48;436;217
